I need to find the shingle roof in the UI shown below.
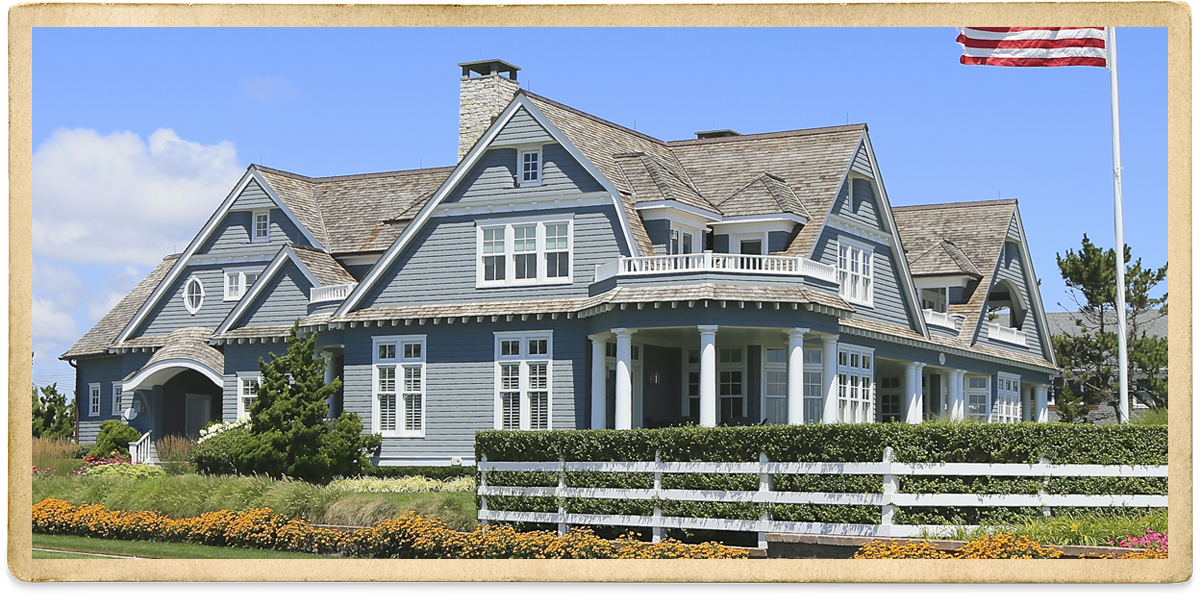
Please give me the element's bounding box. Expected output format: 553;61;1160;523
60;255;179;360
841;316;1057;371
256;168;330;249
716;173;811;219
613;153;717;215
128;327;224;379
1044;309;1168;340
908;240;982;277
210;314;332;342
290;245;357;286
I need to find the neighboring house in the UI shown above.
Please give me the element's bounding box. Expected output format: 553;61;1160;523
62;60;1058;465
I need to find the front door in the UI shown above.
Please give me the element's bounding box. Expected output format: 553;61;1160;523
184;394;212;439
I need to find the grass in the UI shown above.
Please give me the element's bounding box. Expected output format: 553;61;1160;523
32;533;346;559
1132;408;1168;425
921;509;1168;547
33;473;479;530
32;549;119;559
32;437;82;477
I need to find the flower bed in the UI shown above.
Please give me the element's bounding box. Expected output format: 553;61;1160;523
32;498;747;559
852;532;1167;559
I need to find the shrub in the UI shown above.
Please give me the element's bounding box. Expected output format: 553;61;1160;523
92;420;141;458
74;454;131;476
361;465;476;480
33;383;75;441
190;427;255;476
82;463;166;480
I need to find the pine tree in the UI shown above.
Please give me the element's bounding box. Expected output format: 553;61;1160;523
1053;235;1168;411
32;383;75;441
235;320;381;483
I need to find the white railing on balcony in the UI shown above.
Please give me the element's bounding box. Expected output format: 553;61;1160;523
128;430;152;465
986;322;1027;346
923;309;963;331
594;252;838;284
309;283;356;304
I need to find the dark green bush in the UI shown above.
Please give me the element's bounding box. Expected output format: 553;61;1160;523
362;465;476;480
92;420;141;458
190;427;254;475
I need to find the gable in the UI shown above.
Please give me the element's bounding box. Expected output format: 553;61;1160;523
443;144;604;206
492;106;554;146
829;177;886;234
228;179;275;211
851;142;873;176
974;211;1054;362
231;261;314;329
133;262;267;338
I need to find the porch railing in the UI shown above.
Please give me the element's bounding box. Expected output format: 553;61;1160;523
594;251;838;284
309;283;355;304
986;322;1027;346
922;309;964;331
478;448;1167;546
128;430;152;465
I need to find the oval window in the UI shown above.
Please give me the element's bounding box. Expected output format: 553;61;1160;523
183;276;204;314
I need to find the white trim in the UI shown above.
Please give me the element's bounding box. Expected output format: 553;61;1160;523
88;383;101;416
372;335;427;438
181;275;205;315
435;193;608;219
517;145;543;187
251;209;270;243
215;246;323;335
339;253;382;266
1007;206;1058;366
111;382;123;416
336;93;641;318
375;456;478;467
823;213;892;245
965;372;991;422
708;213;808;227
836;237;874;307
913;274;976;289
730;231;768;256
493;330;554;431
223;267;262;301
994;372;1021;423
122;359;224;389
634;200;722;222
475;218;573;288
236;372;261;419
837;322;1058;375
117;168;324;343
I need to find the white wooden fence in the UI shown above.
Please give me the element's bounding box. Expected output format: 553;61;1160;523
477;448;1167;548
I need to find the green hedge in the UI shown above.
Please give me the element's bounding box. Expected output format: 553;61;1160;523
476;423;1167;527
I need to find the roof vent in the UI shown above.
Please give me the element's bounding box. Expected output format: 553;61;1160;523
458;59;522;161
695;129;741;139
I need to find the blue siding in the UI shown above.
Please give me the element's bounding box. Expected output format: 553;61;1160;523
492;106;555;146
220;343;288;421
74;356;125;444
976;216;1046;358
236;262;314;329
768;231;791;254
445;144;604;205
644;218;670;254
713;234;729;253
829;178;884;232
813;227;916;331
851;143;873;176
198;209;306;257
228;179;275;211
135;263;269;337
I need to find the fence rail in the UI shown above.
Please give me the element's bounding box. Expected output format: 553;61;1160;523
477;448;1167;546
128;431;152;465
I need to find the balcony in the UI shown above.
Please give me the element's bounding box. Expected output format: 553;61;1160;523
922;309;964;331
985;321;1027;346
309;283;356;304
594;251;838;284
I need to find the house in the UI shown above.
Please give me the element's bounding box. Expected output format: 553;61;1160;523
61;59;1058;466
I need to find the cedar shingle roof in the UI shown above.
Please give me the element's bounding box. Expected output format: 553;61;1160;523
60;255;179;360
716;173;811;219
211;314;332;341
127;327;224;379
290;245;357;286
908;240;982;277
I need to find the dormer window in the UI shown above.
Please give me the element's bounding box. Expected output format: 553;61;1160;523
520;148;542;187
837;239;873;306
252;210;270;242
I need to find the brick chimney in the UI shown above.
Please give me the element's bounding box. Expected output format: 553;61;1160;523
458;59;521;161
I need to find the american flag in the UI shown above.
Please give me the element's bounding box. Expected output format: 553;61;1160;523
957;27;1108;67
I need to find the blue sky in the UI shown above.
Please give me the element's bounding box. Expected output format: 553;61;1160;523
31;27;1169;394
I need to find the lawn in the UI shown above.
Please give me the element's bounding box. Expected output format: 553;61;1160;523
32;533;347;559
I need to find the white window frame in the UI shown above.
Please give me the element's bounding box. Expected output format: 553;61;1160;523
518;146;543;187
732;232;768;256
802;348;824;424
493;331;553;431
88;383;100;417
111;383;123;416
237;372;262;420
476;217;574;288
252;210;270;243
668;224;700;255
223;268;262;301
836;238;874;307
920;286;949;313
994;372;1022;423
966;374;991;422
762;347;787;424
182;275;205;315
717;346;747;421
836;344;875;424
373;335;427;437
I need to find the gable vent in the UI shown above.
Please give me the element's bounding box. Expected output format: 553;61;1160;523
459;59;521;161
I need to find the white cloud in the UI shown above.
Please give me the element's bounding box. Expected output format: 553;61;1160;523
244;76;298;105
32;296;79;344
32;127;244;266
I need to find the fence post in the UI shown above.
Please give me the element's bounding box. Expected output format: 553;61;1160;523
652;450;663;543
1039;456;1052;518
758;452;772;549
557;458;568;536
881;447;897;535
479;454;489;528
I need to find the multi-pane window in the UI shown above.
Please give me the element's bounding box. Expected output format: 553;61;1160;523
478;220;571;286
374;336;426;436
183;276;204;315
224;270;261;301
111;383;123;416
764;349;787;424
837;240;874;305
88;384;100;416
238;374;261;419
967;375;990;422
683;349;700;418
921;287;948;313
253;210;270;242
878;376;901;422
994;373;1021;423
837;346;874;423
495;332;552;430
520;149;541;186
803;348;824;424
718;347;745;423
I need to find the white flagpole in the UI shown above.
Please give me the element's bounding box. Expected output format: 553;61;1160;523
1107;27;1130;423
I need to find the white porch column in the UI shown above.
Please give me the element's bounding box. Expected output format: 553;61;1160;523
948;369;966;422
1034;384;1049;423
821;334;840;423
588;333;609;430
904;361;926;424
612;328;635;430
786;328;809;425
698;326;719;427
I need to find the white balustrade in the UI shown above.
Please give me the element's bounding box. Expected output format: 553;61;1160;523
309;283;356;304
923;309;964;331
593;252;838;283
128;430;152;465
986;322;1027;346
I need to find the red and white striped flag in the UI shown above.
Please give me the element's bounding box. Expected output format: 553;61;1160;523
957;27;1108;67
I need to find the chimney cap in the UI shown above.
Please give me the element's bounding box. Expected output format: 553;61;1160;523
695;129;742;139
459;59;520;80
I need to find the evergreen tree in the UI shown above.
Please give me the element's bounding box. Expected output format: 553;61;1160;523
235;320;381;483
1055;386;1090;424
1053;235;1168;411
32;383;75;441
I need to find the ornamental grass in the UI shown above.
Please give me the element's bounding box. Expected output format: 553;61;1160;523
32;498;747;559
